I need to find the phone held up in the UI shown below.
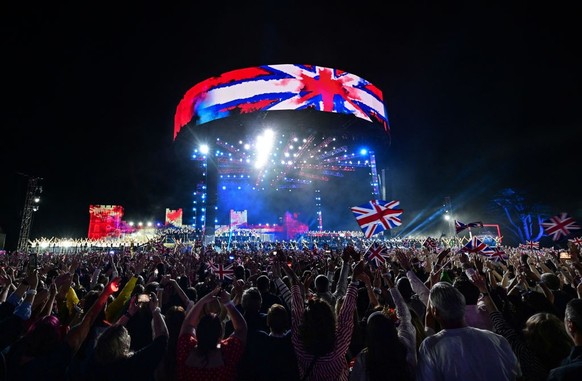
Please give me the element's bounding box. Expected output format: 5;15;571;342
27;253;38;272
137;293;150;304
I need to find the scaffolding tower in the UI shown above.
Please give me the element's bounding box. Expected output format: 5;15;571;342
17;176;42;253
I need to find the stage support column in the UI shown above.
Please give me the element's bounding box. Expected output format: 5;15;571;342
204;145;218;246
369;151;380;201
315;189;323;231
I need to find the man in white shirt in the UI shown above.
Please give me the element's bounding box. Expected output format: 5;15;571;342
416;282;521;381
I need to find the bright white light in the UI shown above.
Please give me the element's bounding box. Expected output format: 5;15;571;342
444;215;451;221
360;148;368;155
199;144;209;154
254;129;275;169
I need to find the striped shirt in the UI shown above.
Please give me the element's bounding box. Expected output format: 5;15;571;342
291;283;358;381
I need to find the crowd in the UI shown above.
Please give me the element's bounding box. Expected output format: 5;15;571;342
0;236;581;381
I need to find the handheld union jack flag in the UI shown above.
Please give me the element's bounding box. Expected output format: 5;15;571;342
366;242;389;268
525;240;540;250
486;247;508;262
542;212;581;241
568;237;582;247
351;200;403;239
454;220;484;234
210;262;235;281
423;237;438;252
462;237;495;255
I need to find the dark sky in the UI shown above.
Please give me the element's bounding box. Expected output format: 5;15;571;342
2;2;580;250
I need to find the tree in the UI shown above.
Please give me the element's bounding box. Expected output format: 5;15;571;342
488;188;550;247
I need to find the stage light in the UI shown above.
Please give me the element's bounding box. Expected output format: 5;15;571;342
199;144;209;154
360;148;368;155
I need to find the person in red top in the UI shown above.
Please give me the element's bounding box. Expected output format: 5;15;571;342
176;285;247;381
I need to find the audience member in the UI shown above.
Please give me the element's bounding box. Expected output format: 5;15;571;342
416;281;521;381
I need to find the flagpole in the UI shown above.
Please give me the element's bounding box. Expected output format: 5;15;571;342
362;239;378;257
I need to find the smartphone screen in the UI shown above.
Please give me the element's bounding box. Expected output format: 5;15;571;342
137;293;150;303
28;254;38;271
559;252;571;260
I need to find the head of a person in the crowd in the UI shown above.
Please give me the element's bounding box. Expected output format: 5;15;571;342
177;275;190;290
256;275;270;293
428;282;466;327
94;324;132;364
234;265;246;281
267;303;290;335
144;281;160;295
453;277;480;305
516;289;559;326
131;284;145;297
185;286;198;303
396;277;414;302
241;287;262;314
364;311;411;380
165;305;186;347
540;272;561;291
522;312;574;370
19;315;65;358
564;298;582;343
299;297;336;356
314;274;330;293
196;313;224;355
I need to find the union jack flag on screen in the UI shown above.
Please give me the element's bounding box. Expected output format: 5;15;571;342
462;237;495;255
366;242;389;267
351;200;403;239
541;212;581;241
174;64;389;139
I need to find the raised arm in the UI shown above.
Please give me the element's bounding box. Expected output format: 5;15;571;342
149;291;169;339
65;277;121;354
271;260;292;310
395;249;430;306
219;287;247;343
332;248;352;299
168;277;192;308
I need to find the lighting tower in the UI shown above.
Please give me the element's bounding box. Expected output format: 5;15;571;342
17;176;43;253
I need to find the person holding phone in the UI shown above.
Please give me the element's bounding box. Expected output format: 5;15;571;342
177;285;247;381
82;291;168;381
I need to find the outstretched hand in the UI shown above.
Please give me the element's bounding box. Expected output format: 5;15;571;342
467;271;488;293
352;259;365;281
394;249;412;271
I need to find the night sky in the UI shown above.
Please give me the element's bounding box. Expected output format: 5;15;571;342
2;2;580;250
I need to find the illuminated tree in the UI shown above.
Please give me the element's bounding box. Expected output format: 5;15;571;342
489;188;549;246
